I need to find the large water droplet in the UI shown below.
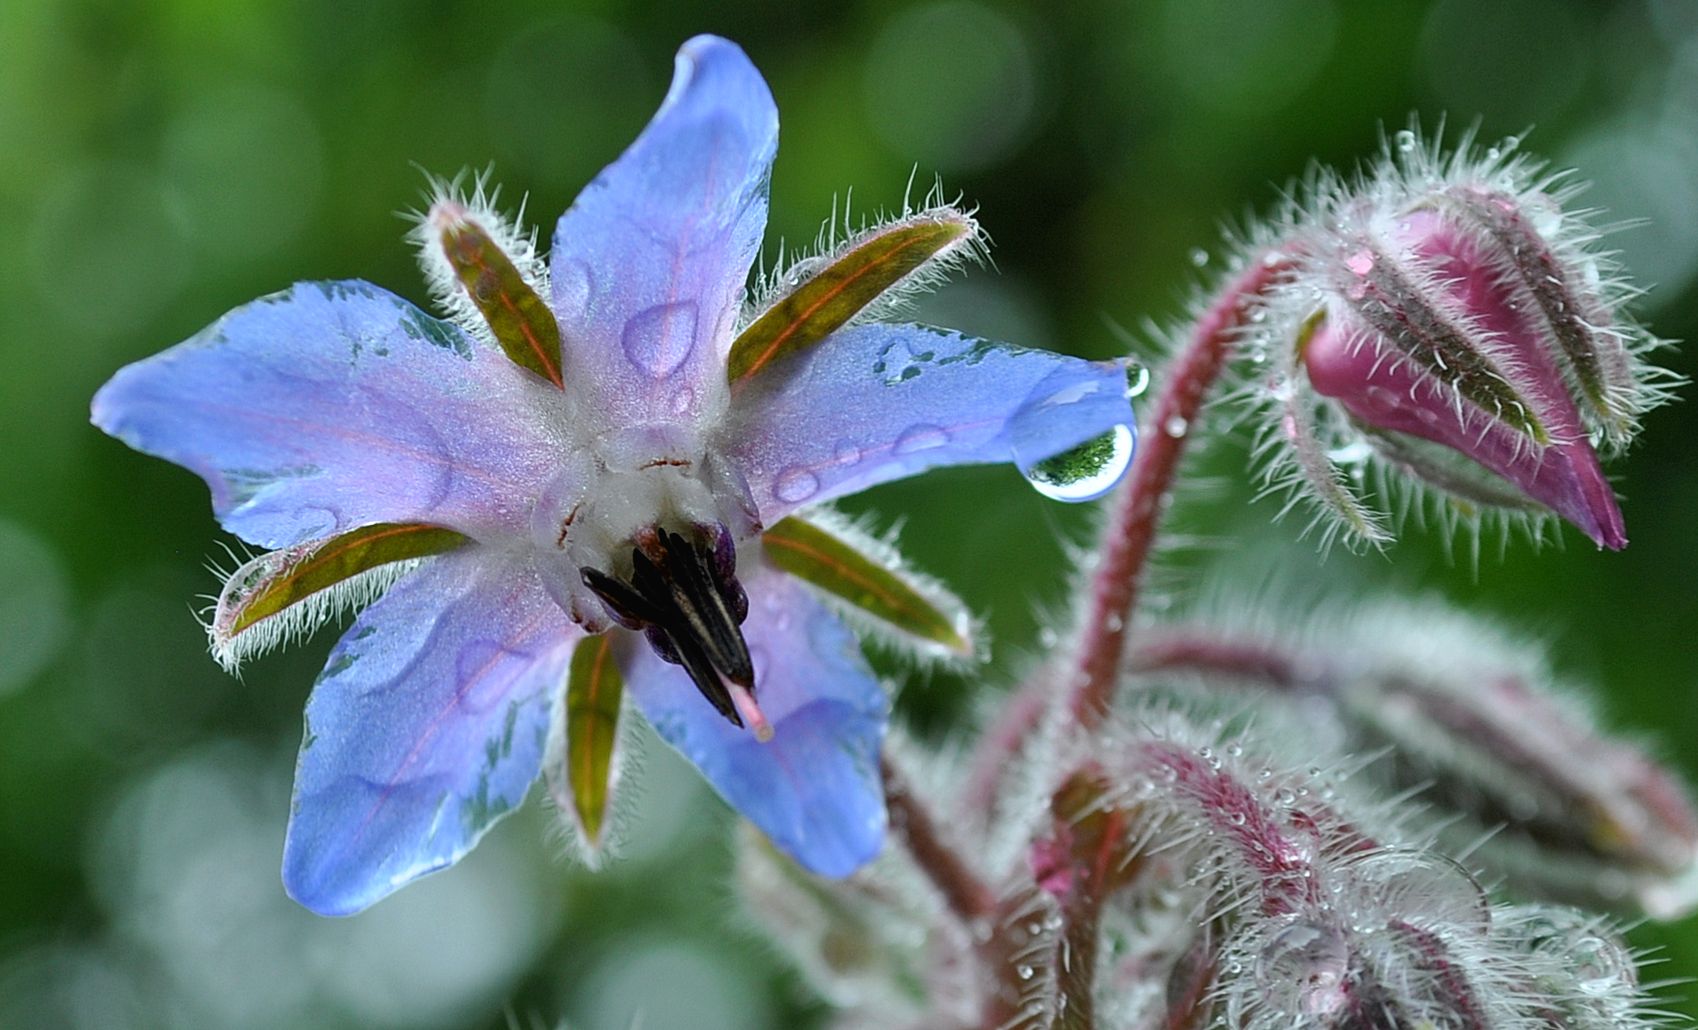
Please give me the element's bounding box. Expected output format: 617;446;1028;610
1020;423;1135;503
1568;934;1634;995
1515;907;1635;996
622;301;698;378
1257;920;1350;1018
773;466;821;504
893;424;950;455
1346;850;1490;936
1125;361;1151;399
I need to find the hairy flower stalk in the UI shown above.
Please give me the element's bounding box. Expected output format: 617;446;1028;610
1069;255;1296;727
1128;600;1698;918
1035;716;1667;1029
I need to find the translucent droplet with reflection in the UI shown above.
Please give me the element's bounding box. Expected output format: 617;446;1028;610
1019;424;1135;502
1125;359;1151;398
1345;849;1490;936
1256;919;1351;1018
1513;906;1636;997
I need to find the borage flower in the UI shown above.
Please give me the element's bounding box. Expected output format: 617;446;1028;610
91;35;1134;915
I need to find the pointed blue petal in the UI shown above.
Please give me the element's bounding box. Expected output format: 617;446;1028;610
623;563;888;876
91;281;562;549
725;323;1135;519
549;34;776;425
282;549;576;916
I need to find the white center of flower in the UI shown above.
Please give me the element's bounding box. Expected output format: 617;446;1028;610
529;423;759;633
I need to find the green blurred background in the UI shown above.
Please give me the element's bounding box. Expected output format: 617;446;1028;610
4;0;1698;1026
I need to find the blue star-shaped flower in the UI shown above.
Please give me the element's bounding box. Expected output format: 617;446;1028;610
92;35;1133;916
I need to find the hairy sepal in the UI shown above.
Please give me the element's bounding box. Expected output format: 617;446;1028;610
208;523;469;673
559;633;625;857
408;169;560;384
731;197;984;383
760;509;976;663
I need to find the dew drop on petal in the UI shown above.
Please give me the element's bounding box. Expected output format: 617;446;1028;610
773;467;821;504
832;440;863;466
1345;249;1375;276
621;300;698;378
893;424;950;455
1125;361;1151;399
1020;424;1135;503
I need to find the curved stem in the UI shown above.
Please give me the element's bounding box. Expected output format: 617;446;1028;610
1128;628;1309;690
882;752;997;925
1068;255;1295;728
961;674;1050;818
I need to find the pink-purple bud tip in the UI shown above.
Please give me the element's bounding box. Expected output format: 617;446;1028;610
1305;209;1627;550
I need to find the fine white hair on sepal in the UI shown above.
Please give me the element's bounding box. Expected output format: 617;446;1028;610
1227;118;1682;556
540;680;645;872
404;166;550;349
205;544;426;676
783;505;984;670
741;175;991;334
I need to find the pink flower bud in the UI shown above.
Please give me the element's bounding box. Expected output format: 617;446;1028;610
1302;208;1625;548
1254;131;1675;550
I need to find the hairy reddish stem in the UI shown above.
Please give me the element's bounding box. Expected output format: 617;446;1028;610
1069;255;1295;728
1128;630;1308;689
961;675;1050;817
881;753;997;925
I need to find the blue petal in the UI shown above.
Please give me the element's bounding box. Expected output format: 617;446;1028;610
91;281;562;549
623;563;888;876
725;322;1135;519
282;549;575;916
549;35;776;425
